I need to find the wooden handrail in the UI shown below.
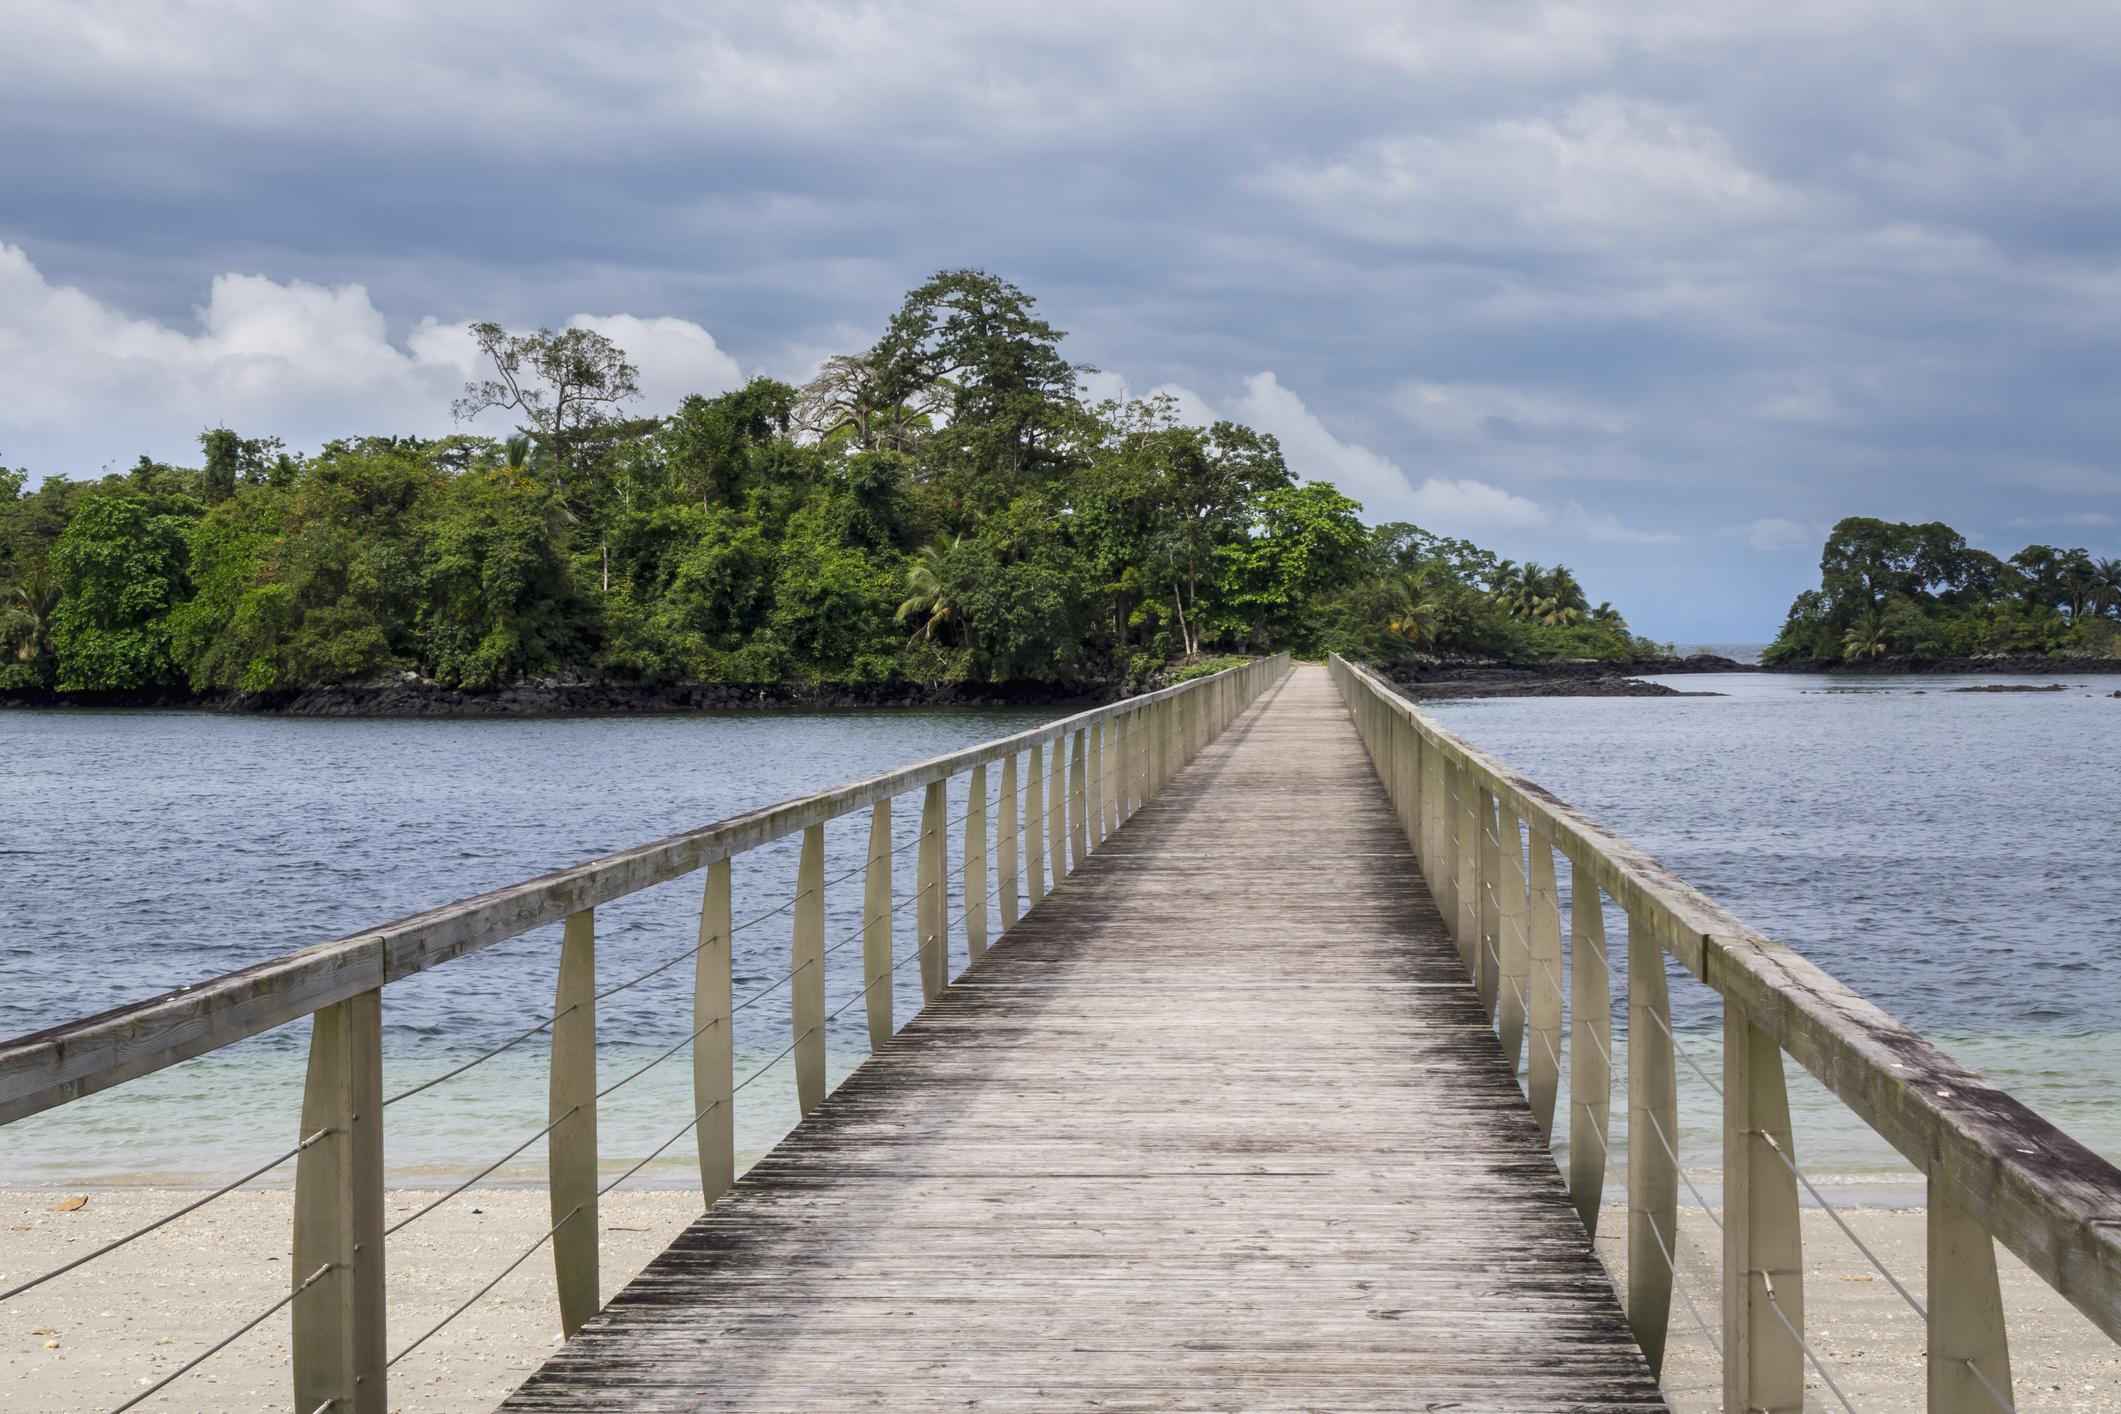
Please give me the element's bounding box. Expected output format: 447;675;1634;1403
4;652;1290;1414
1328;653;2121;1392
0;657;1286;1127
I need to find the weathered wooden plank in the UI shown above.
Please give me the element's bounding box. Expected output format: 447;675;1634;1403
504;666;1655;1412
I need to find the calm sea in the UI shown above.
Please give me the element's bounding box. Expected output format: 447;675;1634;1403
3;666;2115;1192
1427;663;2121;1191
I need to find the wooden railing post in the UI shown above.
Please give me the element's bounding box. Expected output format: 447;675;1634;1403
291;988;386;1414
1153;699;1170;797
1569;866;1612;1237
1526;827;1562;1141
1451;760;1476;975
1405;724;1423;861
1929;1186;2014;1413
1724;1002;1804;1413
793;824;826;1115
1112;716;1128;822
1025;744;1046;904
1495;802;1530;1070
1430;746;1449;933
1627;904;1678;1376
965;765;989;961
549;908;598;1340
1476;785;1501;1018
696;858;735;1198
997;761;1020;931
1090;720;1108;844
1047;738;1066;888
1113;714;1130;824
918;780;948;1001
1069;727;1088;866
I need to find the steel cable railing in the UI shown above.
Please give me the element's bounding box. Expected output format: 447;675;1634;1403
106;1262;334;1414
0;1127;332;1304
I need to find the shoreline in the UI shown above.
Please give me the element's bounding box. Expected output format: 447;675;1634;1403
0;675;1122;718
9;651;2120;716
6;1190;2112;1412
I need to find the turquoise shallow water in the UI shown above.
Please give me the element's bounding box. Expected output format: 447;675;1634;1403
1426;668;2121;1187
3;671;2116;1192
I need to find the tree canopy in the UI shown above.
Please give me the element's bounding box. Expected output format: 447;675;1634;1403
0;272;1655;697
1764;516;2121;664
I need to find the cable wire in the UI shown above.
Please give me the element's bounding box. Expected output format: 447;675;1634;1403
107;1263;333;1413
1;1129;330;1304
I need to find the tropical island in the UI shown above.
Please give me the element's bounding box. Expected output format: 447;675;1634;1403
1764;517;2121;668
0;271;1668;712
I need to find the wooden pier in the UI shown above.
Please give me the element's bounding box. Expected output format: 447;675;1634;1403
6;651;2116;1414
505;666;1662;1410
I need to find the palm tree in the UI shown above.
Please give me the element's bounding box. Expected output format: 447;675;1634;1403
1386;573;1440;648
1487;560;1522;608
1589;601;1625;627
2095;557;2121;619
896;536;962;643
1842;611;1888;662
6;570;61;664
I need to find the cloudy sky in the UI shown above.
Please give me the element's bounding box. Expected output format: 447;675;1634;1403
4;1;2118;639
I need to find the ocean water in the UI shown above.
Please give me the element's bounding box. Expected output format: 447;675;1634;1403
0;706;1054;1186
1426;666;2121;1189
3;669;2116;1195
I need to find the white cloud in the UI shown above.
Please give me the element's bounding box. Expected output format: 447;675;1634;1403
565;314;744;416
1408;477;1552;530
1571;503;1680;544
1723;517;1829;551
1394;380;1626;441
1132;369;1555;535
1254;93;1816;254
1226;371;1414;518
2004;511;2117;529
0;244;741;474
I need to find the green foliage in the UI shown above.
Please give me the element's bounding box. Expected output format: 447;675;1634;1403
1766;516;2121;664
9;270;1651;696
48;490;201;689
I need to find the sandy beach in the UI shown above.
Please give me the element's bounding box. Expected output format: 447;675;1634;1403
4;1190;2116;1411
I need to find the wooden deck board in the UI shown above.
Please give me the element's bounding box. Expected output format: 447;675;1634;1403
502;665;1664;1412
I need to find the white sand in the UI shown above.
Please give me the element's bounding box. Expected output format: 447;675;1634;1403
1597;1205;2119;1413
3;1189;700;1413
4;1190;2115;1411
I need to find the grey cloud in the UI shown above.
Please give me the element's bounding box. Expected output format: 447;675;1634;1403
2;0;2117;638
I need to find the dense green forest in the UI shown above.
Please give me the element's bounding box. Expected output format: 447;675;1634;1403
1;271;1659;698
1765;517;2121;665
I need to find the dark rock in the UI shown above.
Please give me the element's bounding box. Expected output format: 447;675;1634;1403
2;677;1127;718
1949;683;2069;693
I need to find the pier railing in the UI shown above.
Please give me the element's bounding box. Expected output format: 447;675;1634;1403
0;652;1288;1414
1330;653;2121;1413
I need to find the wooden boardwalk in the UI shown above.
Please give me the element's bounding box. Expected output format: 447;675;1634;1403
505;665;1663;1411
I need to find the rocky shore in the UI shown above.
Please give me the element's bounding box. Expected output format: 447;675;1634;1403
0;673;1120;718
1810;653;2121;675
1385;651;1748;701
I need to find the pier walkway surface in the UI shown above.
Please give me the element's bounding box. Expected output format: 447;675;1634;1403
505;666;1663;1410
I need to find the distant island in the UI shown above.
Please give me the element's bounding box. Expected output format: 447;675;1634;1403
1763;517;2121;669
1;270;1668;713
